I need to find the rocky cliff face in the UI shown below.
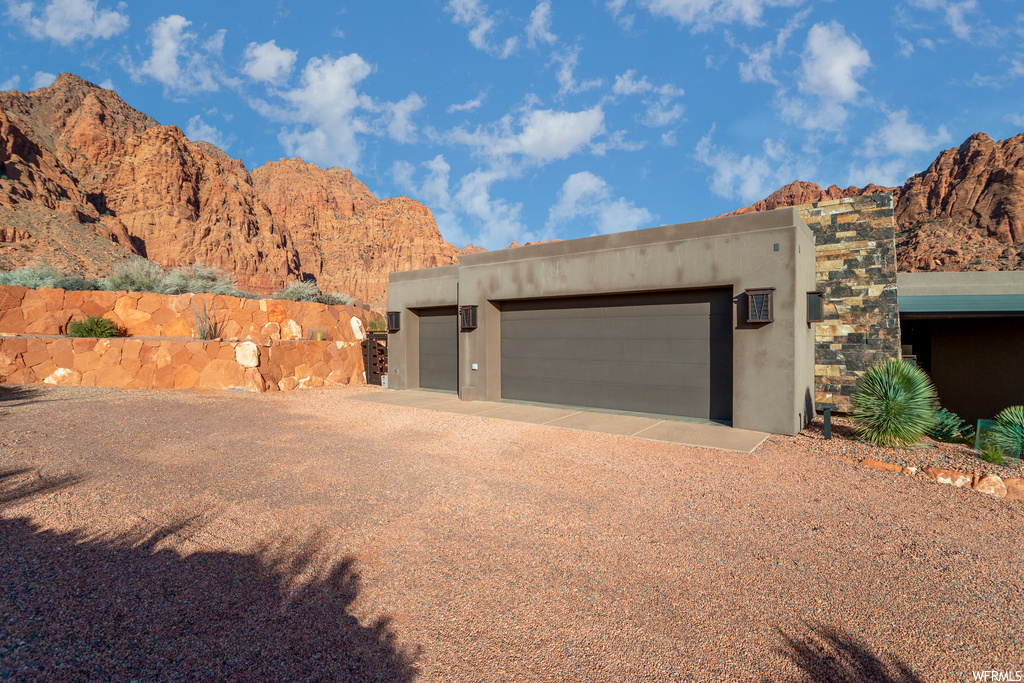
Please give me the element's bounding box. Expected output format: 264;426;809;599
727;132;1024;272
0;73;462;305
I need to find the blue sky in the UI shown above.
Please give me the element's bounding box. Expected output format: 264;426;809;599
2;0;1023;250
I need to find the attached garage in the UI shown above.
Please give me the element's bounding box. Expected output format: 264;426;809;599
500;289;733;421
417;306;458;392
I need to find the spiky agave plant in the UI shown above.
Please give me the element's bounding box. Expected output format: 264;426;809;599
851;358;937;447
991;406;1024;457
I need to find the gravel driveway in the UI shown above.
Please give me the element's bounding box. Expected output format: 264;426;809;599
1;384;1021;682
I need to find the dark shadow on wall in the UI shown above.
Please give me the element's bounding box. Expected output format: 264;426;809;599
0;471;421;682
770;622;924;683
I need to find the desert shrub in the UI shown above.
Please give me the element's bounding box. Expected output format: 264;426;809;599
978;444;1008;466
991;405;1024;457
66;315;124;338
182;296;220;340
273;281;354;306
851;358;937;447
0;266;62;289
158;263;241;296
53;275;101;291
366;314;386;332
103;259;163;293
927;407;973;442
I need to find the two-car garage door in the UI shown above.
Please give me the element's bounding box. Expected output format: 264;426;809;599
500;289;733;421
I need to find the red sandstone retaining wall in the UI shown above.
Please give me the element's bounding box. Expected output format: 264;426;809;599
0;286;371;392
0;286;368;342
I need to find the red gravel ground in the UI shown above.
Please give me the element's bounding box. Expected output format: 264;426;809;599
1;384;1021;682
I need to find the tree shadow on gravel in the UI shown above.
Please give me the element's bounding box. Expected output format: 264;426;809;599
0;384;42;410
770;621;924;683
0;472;420;682
0;467;85;508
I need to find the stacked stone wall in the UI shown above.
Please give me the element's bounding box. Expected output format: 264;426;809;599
0;285;371;392
0;336;366;392
0;286;367;342
795;193;901;414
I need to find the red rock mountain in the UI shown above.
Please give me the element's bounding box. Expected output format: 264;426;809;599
0;73;462;304
727;132;1024;272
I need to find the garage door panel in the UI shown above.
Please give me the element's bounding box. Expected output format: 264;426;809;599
418;307;457;392
500;289;732;421
501;338;712;364
501;357;714;388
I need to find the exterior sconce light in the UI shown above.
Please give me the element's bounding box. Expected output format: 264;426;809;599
745;288;775;323
459;305;478;331
385;311;401;333
807;291;825;323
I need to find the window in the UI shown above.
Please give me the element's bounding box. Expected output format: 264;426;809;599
745;288;774;323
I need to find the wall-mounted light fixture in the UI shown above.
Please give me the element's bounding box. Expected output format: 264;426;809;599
807;291;825;323
459;305;478;331
385;311;401;333
745;288;775;323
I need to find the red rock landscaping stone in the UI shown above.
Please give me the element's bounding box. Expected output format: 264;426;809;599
1004;479;1024;502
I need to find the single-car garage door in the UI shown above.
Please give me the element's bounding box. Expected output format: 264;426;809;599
500;289;733;421
418;306;458;392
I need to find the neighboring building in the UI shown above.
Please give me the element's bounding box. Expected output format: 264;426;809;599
898;271;1024;425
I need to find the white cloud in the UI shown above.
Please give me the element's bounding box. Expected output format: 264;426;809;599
896;36;914;57
127;15;221;94
448;105;606;166
31;71;56;89
445;0;518;58
1005;112;1024;128
695;126;816;203
606;0;635;29
8;0;128;46
660;130;677;146
392;155;533;249
736;7;809;84
552;47;602;95
97;78;113;89
907;0;980;41
381;93;426;143
611;69;685;126
447;94;485;113
846;159;909;188
268;53;373;168
184;114;232;150
641;0;803;32
799;21;871;103
242;40;297;84
526;1;557;47
0;75;20;90
547;171;654;234
863;109;951;158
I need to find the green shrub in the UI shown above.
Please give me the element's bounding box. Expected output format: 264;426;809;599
978;444;1007;466
66;315;124;338
274;280;354;306
54;275;100;291
991;405;1024;456
0;266;62;289
103;258;163;292
851;358;937;447
366;314;386;332
183;296;220;340
928;407;973;442
158;263;242;296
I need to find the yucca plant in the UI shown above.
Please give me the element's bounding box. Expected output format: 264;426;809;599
183;296;220;340
66;315;124;338
851;358;937;447
927;407;973;442
990;406;1024;457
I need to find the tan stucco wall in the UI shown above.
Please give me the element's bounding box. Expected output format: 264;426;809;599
388;208;816;435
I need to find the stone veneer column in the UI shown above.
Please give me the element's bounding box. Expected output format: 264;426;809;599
794;193;901;414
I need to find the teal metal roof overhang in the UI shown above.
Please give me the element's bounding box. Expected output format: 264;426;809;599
898;294;1024;317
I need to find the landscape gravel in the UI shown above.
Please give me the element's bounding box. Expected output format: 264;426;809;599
0;384;1021;682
